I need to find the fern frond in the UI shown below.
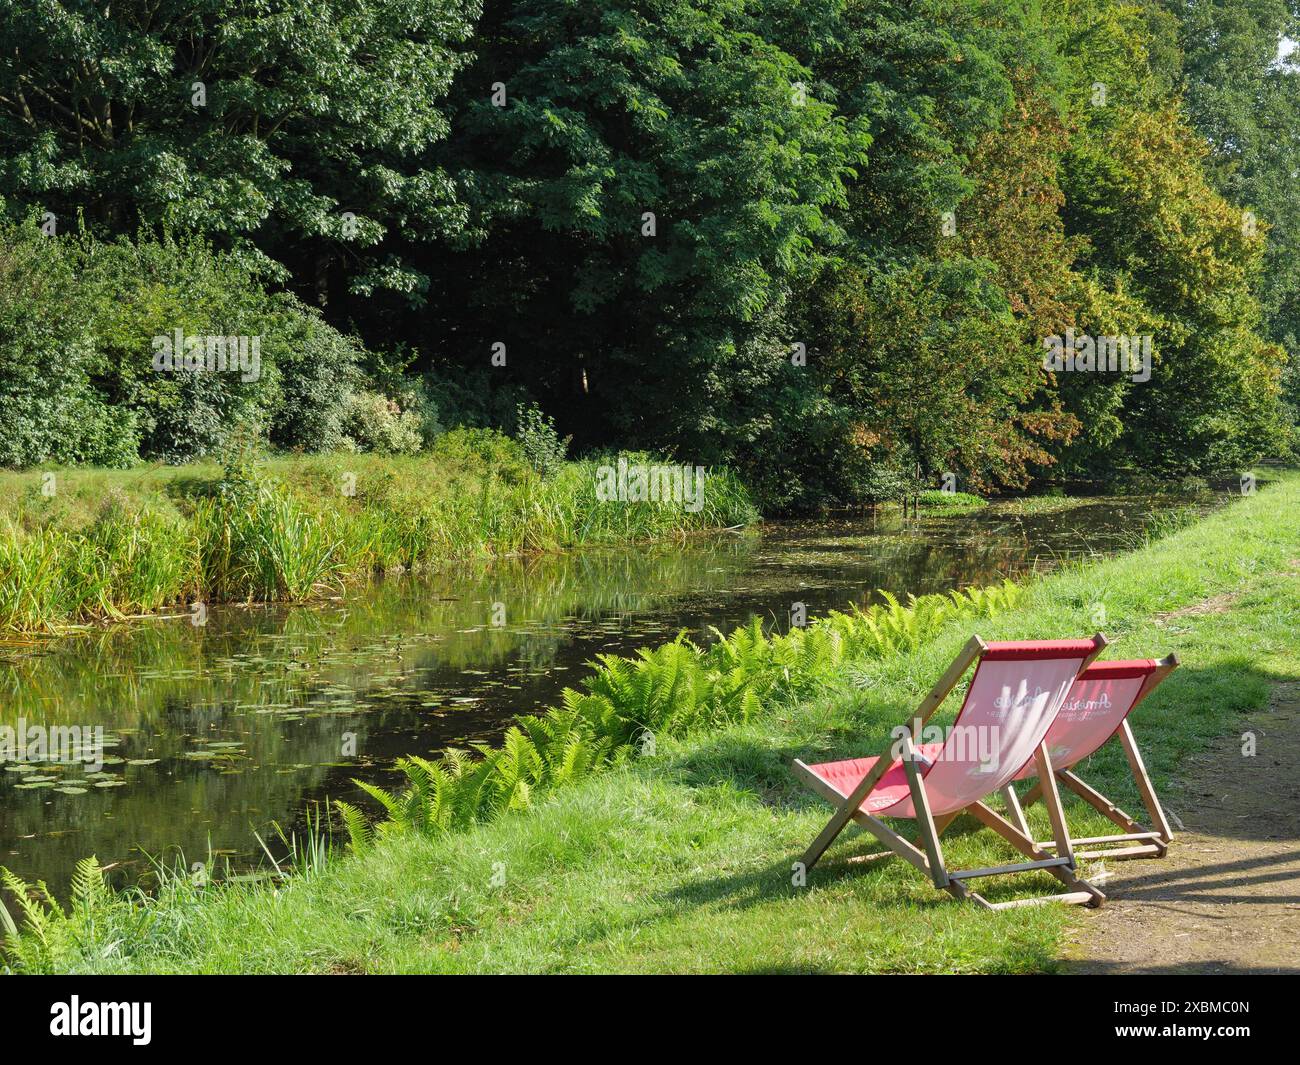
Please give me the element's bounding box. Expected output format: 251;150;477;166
353;779;403;819
334;800;373;853
70;857;108;915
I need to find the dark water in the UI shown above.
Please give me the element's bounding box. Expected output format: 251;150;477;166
0;495;1214;892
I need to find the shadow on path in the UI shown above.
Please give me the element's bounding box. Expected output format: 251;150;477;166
1067;679;1300;974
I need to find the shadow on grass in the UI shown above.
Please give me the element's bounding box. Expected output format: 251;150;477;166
1071;958;1300;975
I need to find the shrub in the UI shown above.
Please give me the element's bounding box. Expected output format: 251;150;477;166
917;489;986;507
514;402;570;478
430;427;529;480
394;378;444;449
78;234;281;463
343;391;424;454
419;369;528;432
0;222;137;467
267;299;362;453
0;222;389;467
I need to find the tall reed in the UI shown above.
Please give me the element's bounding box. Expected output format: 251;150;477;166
0;456;758;634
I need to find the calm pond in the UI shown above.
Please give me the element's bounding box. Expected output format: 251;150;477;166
0;495;1217;893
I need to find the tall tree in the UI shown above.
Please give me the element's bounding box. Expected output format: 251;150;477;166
422;0;866;464
0;0;480;301
1172;0;1300;432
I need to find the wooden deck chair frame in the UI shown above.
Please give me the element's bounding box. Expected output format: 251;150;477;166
1010;654;1178;862
792;634;1109;911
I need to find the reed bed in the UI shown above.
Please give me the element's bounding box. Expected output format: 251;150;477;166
0;452;757;634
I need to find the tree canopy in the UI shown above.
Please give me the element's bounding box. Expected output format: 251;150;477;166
0;0;1294;505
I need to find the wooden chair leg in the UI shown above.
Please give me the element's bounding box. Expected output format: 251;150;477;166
1119;720;1173;845
966;801;1105;906
795;760;984;905
1001;784;1030;836
1030;769;1168;861
1058;770;1142;833
1035;743;1075;868
901;734;947;888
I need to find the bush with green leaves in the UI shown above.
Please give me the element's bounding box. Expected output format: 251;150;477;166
343;391;425;455
0;223;137;467
267;302;363;453
417;370;526;434
514;402;570;478
71;233;282;463
429;426;530;481
0;222;383;466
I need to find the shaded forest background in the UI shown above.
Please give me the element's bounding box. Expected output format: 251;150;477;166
1;0;1297;511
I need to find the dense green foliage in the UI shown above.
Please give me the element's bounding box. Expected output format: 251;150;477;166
0;1;1296;507
1171;0;1300;434
0;0;480;298
0;222;367;466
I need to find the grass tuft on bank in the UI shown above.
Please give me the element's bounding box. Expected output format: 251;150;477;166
916;489;987;508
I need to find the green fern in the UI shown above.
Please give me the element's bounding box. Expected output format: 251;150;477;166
69;857;108;914
0;867;60;971
334;801;374;853
349;579;1024;854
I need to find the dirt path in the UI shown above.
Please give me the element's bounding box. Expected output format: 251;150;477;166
1066;682;1300;974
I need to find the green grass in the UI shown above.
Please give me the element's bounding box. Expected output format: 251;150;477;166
0;436;758;634
917;489;987;508
2;470;1297;973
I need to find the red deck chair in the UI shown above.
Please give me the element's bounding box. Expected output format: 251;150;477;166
1002;655;1178;861
793;634;1109;909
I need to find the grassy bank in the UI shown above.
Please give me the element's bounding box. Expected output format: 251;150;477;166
0;433;757;634
2;471;1296;973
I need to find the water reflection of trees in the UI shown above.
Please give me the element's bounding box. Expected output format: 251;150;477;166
0;538;761;892
0;538;760;725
